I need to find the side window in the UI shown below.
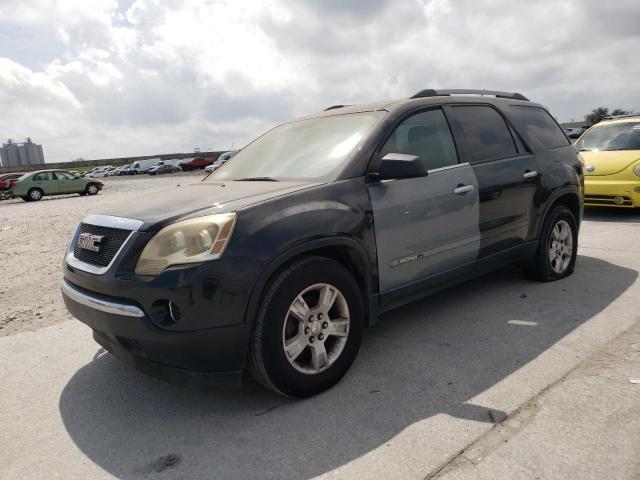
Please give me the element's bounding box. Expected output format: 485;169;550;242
381;109;459;170
33;172;53;181
54;171;74;180
448;106;518;162
509;106;570;149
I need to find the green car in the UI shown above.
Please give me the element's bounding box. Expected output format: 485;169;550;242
11;169;103;202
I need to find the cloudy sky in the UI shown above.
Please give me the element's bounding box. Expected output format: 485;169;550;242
1;0;639;163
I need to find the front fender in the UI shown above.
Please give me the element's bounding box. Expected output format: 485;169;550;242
229;178;379;327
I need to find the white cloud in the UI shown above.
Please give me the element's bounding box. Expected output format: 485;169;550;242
0;0;639;162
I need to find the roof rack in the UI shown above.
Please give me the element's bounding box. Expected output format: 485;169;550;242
603;113;640;120
324;104;350;111
411;89;529;101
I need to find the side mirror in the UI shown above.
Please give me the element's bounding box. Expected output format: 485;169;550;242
376;153;427;180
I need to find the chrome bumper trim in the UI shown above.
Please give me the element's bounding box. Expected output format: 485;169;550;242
61;281;144;318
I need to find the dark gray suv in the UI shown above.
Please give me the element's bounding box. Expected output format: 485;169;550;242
62;89;584;397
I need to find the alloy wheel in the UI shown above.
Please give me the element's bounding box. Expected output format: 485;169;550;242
548;219;573;274
282;283;350;375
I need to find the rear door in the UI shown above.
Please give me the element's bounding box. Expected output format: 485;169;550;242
32;171;59;195
445;104;540;258
368;108;480;294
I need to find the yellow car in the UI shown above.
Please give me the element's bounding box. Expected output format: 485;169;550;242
576;115;640;208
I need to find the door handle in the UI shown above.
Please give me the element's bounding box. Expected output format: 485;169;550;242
453;184;474;195
523;170;538;180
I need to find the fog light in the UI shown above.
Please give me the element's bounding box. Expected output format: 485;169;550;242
613;196;624;205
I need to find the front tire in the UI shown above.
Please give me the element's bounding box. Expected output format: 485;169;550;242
86;183;99;195
248;256;364;397
525;205;578;281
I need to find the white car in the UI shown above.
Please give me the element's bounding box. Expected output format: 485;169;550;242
86;169;109;178
204;150;238;173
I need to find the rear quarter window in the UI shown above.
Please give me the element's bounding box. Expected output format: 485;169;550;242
510;106;569;149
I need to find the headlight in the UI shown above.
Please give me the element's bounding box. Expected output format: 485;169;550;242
135;213;237;276
634;164;640;177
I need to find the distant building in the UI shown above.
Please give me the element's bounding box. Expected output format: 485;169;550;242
0;138;45;167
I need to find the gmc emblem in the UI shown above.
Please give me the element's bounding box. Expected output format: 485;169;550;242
77;233;105;252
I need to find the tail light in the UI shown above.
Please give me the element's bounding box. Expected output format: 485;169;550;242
9;180;17;189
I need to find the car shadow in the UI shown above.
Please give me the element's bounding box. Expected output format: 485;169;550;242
584;206;640;223
58;255;637;479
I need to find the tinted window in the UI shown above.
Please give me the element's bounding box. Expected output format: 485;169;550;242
448;106;518;162
510;106;569;149
381;109;458;170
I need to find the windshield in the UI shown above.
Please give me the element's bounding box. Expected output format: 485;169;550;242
576;122;640;151
209;112;385;182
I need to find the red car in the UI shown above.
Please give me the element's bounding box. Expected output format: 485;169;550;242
0;173;24;200
179;157;213;171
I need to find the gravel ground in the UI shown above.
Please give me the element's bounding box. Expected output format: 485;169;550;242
0;172;206;336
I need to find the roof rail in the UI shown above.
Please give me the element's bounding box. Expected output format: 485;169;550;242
324;104;350;111
602;113;640;120
411;89;529;101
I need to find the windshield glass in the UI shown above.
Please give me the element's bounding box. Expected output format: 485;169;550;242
576;122;640;151
209;112;385;182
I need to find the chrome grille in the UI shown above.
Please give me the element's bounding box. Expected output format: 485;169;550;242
72;223;132;267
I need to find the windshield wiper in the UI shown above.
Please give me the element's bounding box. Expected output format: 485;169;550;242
234;177;279;181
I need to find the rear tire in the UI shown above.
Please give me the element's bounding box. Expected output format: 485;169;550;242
524;205;578;281
27;188;43;202
248;256;364;397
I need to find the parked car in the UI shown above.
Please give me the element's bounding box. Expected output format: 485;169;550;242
576;114;640;207
86;166;113;178
179;157;213;171
129;158;161;175
116;165;132;176
148;164;179;175
563;127;586;139
204;150;238;173
61;89;583;397
0;172;24;200
11;169;103;201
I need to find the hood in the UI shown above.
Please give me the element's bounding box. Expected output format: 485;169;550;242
96;180;321;230
580;150;640;176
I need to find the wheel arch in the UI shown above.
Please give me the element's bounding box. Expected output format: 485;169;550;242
537;187;582;238
244;237;378;328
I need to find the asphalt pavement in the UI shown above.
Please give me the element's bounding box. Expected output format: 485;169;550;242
1;206;639;479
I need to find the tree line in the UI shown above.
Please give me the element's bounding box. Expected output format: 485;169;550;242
584;107;636;125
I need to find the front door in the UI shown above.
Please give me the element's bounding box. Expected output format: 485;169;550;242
368;108;480;294
54;171;81;194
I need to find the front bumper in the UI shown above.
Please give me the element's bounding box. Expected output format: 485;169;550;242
584;177;640;207
62;279;251;385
